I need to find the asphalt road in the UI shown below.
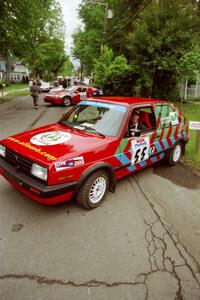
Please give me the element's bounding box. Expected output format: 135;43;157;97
0;95;200;300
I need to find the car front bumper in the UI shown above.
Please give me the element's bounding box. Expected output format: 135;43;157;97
0;157;77;205
44;96;63;105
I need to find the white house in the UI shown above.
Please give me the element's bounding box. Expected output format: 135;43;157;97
0;56;29;82
0;57;6;81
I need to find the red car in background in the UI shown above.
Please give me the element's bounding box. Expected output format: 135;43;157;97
43;85;101;107
39;81;53;93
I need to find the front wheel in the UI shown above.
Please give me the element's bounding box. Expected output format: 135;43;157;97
62;96;71;107
76;170;109;209
165;142;182;166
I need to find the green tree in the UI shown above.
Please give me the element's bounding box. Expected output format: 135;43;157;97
0;0;65;76
72;0;146;73
73;0;200;98
33;38;68;78
128;0;200;98
59;59;74;78
177;46;200;82
94;46;132;95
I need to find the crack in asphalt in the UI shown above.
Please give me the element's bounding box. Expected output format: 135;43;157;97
127;174;200;298
0;274;143;288
137;219;184;300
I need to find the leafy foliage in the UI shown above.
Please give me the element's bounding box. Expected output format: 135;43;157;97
128;0;200;98
177;47;200;81
94;46;133;95
0;0;69;77
73;0;200;99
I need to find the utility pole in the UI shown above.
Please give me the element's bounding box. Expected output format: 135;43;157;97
101;2;109;50
88;1;112;50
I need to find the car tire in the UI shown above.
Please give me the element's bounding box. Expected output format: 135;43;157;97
165;142;182;166
62;96;71;107
76;170;109;209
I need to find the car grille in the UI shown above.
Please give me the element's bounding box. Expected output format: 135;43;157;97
3;148;46;183
5;148;32;174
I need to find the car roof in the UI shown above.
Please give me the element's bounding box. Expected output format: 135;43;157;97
88;96;169;106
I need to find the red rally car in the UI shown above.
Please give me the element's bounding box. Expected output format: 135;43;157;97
43;85;100;107
0;97;189;209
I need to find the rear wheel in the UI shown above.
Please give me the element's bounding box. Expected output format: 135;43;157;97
76;170;109;209
62;96;71;107
165;142;182;166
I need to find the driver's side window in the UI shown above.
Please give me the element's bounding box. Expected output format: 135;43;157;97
125;106;156;138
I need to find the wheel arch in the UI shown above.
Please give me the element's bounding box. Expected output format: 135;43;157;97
175;137;188;155
179;138;187;155
74;162;116;198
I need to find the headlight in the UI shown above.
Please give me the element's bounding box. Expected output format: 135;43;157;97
31;163;48;181
0;144;6;157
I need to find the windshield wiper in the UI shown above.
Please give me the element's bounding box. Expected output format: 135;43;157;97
78;125;105;137
58;121;74;130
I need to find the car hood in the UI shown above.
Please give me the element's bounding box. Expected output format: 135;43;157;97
50;90;70;95
2;123;114;166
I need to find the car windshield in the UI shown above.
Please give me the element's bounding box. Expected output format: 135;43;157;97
41;82;50;87
50;87;64;92
60;100;127;136
65;86;80;92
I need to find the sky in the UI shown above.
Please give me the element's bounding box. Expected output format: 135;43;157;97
59;0;82;58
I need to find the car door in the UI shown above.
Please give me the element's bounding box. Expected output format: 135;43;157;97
153;103;179;155
115;104;158;178
80;87;87;101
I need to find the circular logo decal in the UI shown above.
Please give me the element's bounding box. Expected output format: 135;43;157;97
30;131;71;146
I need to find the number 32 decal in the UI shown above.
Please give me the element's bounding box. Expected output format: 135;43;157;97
131;137;150;165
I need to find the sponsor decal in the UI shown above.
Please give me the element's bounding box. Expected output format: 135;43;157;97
8;137;57;161
55;156;85;171
160;112;179;126
80;92;87;100
30;131;71;146
131;136;150;165
169;112;179;126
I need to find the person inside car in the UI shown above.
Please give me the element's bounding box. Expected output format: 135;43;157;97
129;109;147;136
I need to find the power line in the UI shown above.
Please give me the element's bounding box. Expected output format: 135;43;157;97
105;0;154;42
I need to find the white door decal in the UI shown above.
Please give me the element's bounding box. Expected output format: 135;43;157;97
131;136;150;165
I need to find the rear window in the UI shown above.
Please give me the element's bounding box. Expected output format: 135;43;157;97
156;104;179;127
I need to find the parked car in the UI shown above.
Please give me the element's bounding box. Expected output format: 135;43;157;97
43;85;101;107
39;82;52;93
0;97;189;209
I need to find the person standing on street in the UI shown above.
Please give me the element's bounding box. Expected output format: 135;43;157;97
30;80;40;109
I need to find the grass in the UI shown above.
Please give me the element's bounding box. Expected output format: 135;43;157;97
0;83;29;97
5;83;28;91
0;83;30;102
178;102;200;170
6;90;30;97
